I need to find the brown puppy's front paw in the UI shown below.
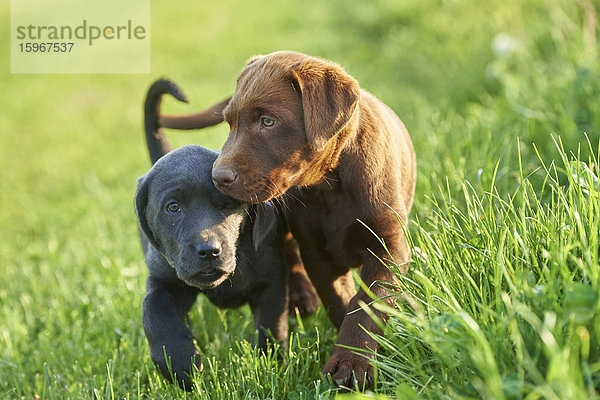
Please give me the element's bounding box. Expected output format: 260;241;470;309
322;350;374;391
288;271;320;316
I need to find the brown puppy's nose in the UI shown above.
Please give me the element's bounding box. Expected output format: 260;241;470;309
212;166;238;188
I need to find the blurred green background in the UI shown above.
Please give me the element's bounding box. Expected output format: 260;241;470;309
1;0;599;398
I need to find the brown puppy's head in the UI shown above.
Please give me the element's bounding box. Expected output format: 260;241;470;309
212;51;361;203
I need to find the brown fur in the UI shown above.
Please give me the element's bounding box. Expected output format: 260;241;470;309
159;98;230;130
161;51;416;390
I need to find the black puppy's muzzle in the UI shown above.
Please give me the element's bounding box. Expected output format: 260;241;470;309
176;239;234;289
196;242;222;260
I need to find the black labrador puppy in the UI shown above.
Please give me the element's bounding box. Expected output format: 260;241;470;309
135;80;288;389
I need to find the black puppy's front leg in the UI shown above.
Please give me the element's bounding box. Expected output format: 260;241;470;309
142;276;200;390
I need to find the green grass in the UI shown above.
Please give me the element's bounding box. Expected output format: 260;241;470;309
1;0;599;398
374;137;600;398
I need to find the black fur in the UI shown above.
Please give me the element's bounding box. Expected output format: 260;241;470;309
136;80;288;390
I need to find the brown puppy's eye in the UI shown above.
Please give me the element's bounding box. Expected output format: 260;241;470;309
165;201;180;214
261;117;276;127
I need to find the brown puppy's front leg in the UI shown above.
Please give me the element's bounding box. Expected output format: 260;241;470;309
323;226;409;390
298;249;355;329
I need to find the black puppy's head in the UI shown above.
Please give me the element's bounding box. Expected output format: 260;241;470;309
135;145;275;289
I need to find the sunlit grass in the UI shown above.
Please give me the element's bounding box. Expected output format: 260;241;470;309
1;0;599;398
375;137;600;398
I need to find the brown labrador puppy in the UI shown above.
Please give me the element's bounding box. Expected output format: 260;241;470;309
160;51;416;390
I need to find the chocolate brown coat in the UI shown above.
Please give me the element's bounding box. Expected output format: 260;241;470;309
162;51;416;389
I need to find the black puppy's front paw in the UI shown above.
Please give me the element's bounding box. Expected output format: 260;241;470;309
151;343;203;391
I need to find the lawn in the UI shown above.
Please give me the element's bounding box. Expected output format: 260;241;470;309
1;0;599;398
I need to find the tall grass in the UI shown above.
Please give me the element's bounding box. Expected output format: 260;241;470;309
376;137;600;398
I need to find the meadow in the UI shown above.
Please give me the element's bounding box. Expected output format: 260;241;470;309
1;0;599;398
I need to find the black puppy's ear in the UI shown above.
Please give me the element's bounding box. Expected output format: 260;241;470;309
135;175;161;250
252;201;278;252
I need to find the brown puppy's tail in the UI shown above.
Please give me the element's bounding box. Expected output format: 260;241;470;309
144;79;189;165
159;96;230;131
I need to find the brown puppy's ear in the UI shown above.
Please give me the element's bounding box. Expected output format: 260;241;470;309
292;60;361;151
252;201;278;252
135;175;161;250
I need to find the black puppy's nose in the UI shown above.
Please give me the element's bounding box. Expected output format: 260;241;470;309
212;166;238;188
196;242;222;259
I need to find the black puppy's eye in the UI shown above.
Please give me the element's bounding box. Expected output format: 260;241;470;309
165;201;180;214
261;117;276;127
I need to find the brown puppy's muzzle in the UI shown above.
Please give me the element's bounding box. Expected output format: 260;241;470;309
213;155;277;203
212;165;238;190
